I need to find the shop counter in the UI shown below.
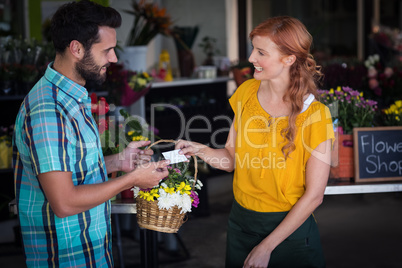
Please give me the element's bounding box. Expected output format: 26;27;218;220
325;180;402;195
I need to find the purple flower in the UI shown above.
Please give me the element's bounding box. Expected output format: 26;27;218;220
190;191;200;207
367;100;378;107
140;188;152;192
349;90;361;97
334;90;343;96
342;86;353;93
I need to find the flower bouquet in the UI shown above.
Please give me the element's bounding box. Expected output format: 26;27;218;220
121;70;152;106
132;139;203;233
124;0;173;46
102;63;153;107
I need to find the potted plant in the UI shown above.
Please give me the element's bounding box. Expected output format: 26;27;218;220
121;0;173;72
172;26;199;78
198;36;220;66
319;86;378;180
0;63;16;95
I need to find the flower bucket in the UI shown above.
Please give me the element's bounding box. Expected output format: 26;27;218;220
330;133;354;180
135;139;198;233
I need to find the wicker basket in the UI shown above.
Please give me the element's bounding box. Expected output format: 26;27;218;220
136;139;198;233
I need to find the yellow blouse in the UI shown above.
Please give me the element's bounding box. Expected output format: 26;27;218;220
229;79;335;212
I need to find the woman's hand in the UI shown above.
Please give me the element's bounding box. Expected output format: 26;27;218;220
175;139;206;158
243;243;271;268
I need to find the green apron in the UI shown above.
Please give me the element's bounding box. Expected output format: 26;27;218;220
226;200;325;268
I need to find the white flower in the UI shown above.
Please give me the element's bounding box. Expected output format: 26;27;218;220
157;191;175;210
132;187;140;198
196;180;203;190
177;194;192;214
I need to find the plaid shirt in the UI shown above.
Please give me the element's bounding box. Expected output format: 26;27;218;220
13;63;113;267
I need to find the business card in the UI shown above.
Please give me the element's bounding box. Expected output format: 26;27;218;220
162;149;188;164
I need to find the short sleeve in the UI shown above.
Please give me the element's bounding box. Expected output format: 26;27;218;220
301;103;335;157
229;79;260;131
25;99;74;175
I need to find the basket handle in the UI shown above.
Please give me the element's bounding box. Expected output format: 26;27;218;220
146;139;198;188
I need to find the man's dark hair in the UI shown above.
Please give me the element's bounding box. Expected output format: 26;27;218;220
50;0;122;54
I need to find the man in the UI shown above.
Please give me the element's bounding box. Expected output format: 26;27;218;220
12;1;169;267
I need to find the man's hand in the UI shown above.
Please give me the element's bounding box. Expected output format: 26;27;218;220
129;160;170;189
119;140;154;173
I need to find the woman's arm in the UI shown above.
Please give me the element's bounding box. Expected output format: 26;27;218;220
176;121;237;172
243;139;332;268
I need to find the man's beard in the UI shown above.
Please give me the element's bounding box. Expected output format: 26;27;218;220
75;50;108;86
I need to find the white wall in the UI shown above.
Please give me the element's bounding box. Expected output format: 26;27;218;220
160;0;227;72
110;0;236;75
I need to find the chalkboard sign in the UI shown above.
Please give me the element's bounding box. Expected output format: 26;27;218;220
353;127;402;183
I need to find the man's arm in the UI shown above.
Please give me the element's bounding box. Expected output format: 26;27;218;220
104;140;154;174
38;160;169;218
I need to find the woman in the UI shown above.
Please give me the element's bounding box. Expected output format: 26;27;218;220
176;16;334;267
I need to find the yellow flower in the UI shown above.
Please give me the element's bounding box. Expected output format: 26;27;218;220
137;77;147;87
396;116;400;121
395;100;402;108
329;88;334;94
336;86;341;92
127;130;135;136
163;186;175;194
143;72;150;78
139;188;159;201
131;135;149;141
177;181;191;195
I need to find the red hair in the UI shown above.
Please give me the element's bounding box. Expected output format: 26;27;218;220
249;16;323;158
